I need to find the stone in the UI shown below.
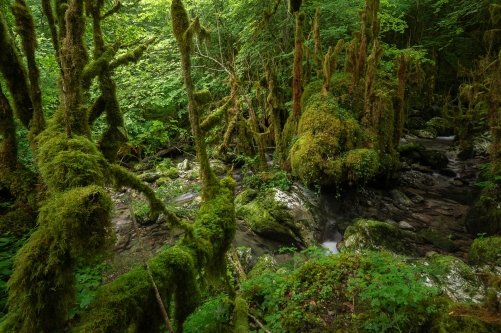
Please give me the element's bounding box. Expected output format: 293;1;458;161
401;162;411;171
177;159;190;171
452;180;463;186
411;164;432;173
235;188;317;246
401;230;425;244
210;159;228;175
415;128;437;139
419;228;457;252
138;172;163;183
343;219;417;256
425;255;486;304
398;221;415;231
389;189;414;207
425;251;437;258
439;168;456;177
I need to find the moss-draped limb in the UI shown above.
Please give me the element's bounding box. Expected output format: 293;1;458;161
81;43;120;89
394;53;406;146
0;85;18;170
101;0;121;21
254;0;281;37
233;297;250;333
292;12;305;131
171;0;218;194
109;38;156;70
3;185;114;333
72;247;200;333
108;164;183;230
10;0;46;141
41;0;60;54
88;94;106;125
60;0;90;136
0;11;34;129
200;96;231;133
71;176;236;332
0;87;38;206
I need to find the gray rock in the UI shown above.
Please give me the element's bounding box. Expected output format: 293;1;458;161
177;159;191;171
389;189;414;207
398;221;415;230
401;230;425;244
453;180;463;186
138;172;163;183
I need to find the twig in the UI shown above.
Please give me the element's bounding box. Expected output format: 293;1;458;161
128;201;175;333
228;245;247;282
248;313;271;333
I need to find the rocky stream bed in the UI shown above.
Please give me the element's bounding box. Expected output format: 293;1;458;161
108;135;488;272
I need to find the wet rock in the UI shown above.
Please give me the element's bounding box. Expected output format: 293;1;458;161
459;171;476;180
138;172;163;183
415;128;437;139
405;191;424;203
235;188;317;246
401;230;425;244
419;228;457;252
210;159;228;175
425;255;486;303
343;219;417;256
439;168;456;177
452;180;463;186
398;221;415;230
401;162;411;171
235;246;253;273
411;163;432;173
426;117;453;136
407;117;426;130
389;189;414;207
177;159;190;171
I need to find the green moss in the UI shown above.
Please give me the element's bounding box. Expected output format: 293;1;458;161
234;189;257;206
468;237;501;266
465;186;501;236
0;204;36;236
421;150;449;169
430;304;501;333
4;186;113;333
427;117;452;136
233;297;250;333
247;254;277;279
344;219;417;255
37;131;106;192
419;228;457;252
407;117;426;129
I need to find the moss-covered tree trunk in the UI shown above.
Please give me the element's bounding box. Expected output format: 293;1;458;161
292;12;304;131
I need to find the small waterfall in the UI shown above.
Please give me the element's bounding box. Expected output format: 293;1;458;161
322;219;343;254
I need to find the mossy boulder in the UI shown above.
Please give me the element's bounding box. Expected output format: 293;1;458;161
407;117;426;130
343;219;417;256
415;127;438;139
234;189;258;206
468;237;501;266
235;188;316;246
426;254;486;303
209;160;228;175
419;228;457;252
138;171;163;183
290;93;379;185
464;187;501;236
398;143;448;169
426;117;453;136
430;304;501;333
421;150;449;169
247;254;277;279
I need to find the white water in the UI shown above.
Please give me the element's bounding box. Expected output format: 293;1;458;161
322;241;339;254
436;135;455;141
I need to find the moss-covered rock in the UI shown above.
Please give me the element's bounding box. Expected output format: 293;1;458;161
138;172;163;183
407;117;426;130
234;189;258;206
290;92;380;185
247;254;277;279
468;237;501;266
430;304;501;333
421;150;449;169
343;219;417;256
426;255;486;303
419;228;457;252
426;117;453;136
398;143;448;169
415;127;438;139
236;188;316;246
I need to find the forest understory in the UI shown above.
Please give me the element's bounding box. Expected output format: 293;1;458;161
1;0;501;332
